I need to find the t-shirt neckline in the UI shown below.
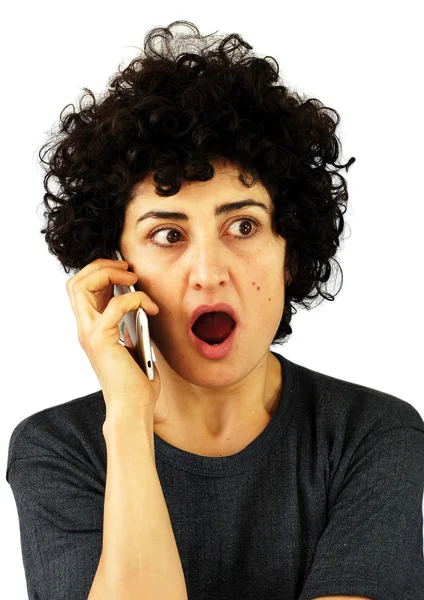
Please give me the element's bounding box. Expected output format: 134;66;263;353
153;351;299;477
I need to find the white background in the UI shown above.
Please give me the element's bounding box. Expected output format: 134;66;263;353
1;1;423;597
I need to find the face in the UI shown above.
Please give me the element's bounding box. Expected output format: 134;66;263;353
119;161;288;390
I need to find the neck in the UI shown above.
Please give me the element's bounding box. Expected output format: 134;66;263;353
153;351;282;441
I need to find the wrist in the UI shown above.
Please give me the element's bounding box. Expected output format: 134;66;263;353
102;407;154;438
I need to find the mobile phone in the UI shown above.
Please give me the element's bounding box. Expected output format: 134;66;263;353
111;248;156;381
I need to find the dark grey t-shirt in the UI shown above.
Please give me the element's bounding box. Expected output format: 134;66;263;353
6;352;424;600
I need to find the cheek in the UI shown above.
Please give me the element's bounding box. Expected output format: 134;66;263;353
248;273;285;321
248;270;282;299
250;278;262;294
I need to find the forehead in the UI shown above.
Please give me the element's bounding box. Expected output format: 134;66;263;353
129;161;271;207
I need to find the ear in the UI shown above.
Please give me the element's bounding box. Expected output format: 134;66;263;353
285;269;293;286
285;262;298;286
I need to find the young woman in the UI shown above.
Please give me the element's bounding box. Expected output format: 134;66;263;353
7;20;423;600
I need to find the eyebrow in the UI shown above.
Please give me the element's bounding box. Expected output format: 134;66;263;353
135;199;270;226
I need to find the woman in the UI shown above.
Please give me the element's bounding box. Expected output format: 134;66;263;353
6;20;424;600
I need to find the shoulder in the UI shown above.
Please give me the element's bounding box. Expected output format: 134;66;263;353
292;358;424;434
6;390;105;480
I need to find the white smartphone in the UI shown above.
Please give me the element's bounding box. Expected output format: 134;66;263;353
111;248;156;381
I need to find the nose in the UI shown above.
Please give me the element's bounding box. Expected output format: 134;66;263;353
186;243;232;290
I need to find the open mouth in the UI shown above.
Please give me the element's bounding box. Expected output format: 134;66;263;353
191;311;236;345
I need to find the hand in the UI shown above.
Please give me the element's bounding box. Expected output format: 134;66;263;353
66;258;163;424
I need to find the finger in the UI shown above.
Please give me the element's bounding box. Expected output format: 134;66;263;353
89;292;159;349
66;258;129;291
70;267;138;326
66;259;130;314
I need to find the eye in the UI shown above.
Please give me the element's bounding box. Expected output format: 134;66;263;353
147;217;261;250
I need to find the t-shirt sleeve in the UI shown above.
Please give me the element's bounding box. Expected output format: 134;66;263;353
6;428;105;599
298;424;424;600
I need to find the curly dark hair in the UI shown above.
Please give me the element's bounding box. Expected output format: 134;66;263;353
38;20;355;347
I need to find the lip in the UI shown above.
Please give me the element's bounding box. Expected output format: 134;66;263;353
189;322;237;360
188;302;239;332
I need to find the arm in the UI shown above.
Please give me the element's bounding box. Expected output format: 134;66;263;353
88;410;188;600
